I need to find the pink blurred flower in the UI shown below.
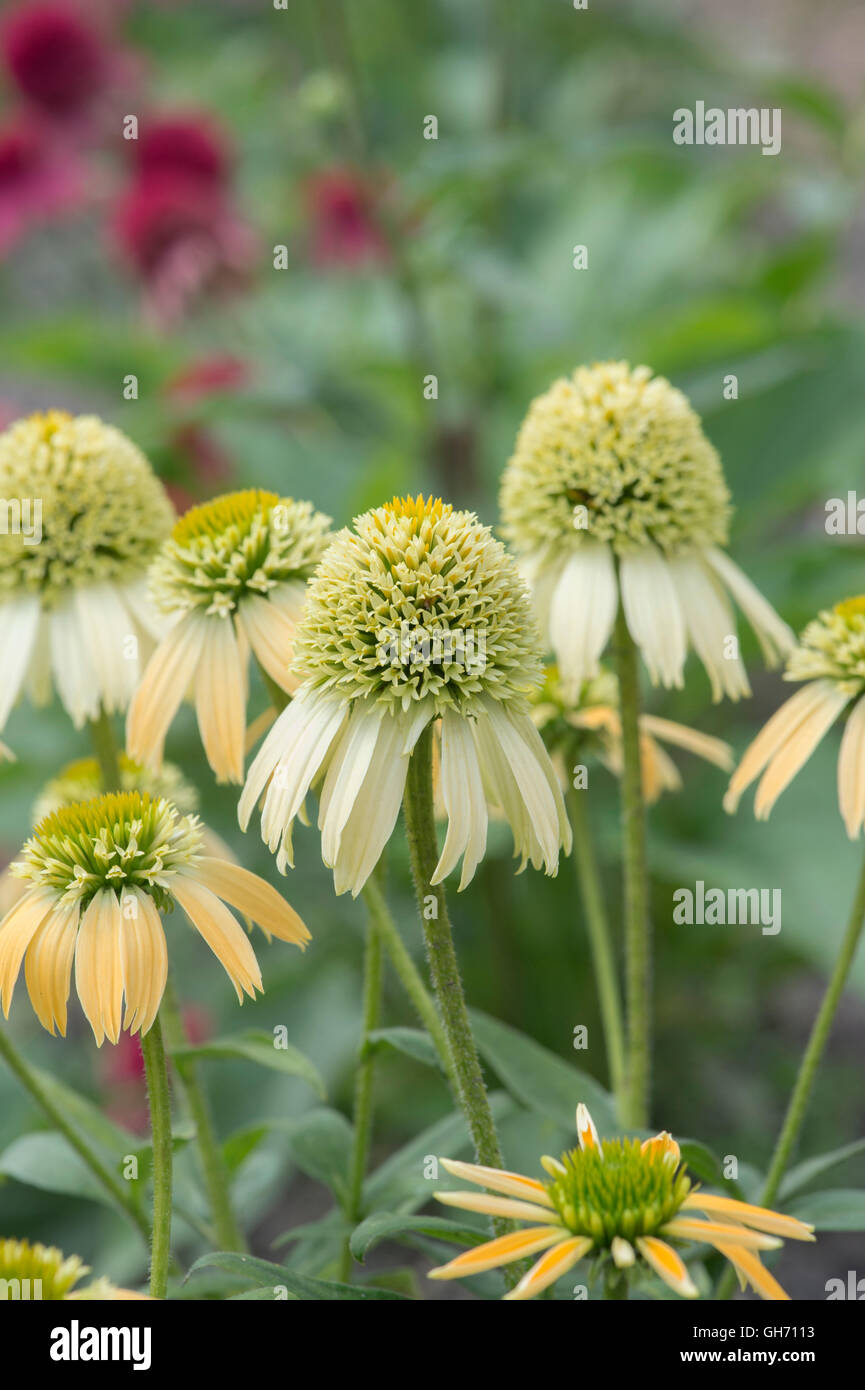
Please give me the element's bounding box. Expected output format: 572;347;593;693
163;354;249;406
132;115;231;190
102;1002;212;1131
1;2;110;120
305;168;388;267
0;119;85;254
113;173;256;326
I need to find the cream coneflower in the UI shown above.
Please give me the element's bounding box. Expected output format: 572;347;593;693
239;495;572;897
0;791;308;1044
534;665;733;804
427;1102;814;1301
0;411;174;736
725;597;865;831
0;1237;150;1301
127;490;331;784
0;754;240;918
500;362;793;702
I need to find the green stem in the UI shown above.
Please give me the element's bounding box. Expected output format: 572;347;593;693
402;727;505;1178
88;708;122;791
360;875;456;1090
0;1026;150;1242
339;916;384;1281
160;980;246;1254
717;842;865;1299
567;787;627;1119
614;602;652;1130
140;1016;173;1299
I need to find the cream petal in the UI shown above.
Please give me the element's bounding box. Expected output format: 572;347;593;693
668;556;750;702
331;712;416;896
435;1190;561;1224
640;714;733;771
0;595;40;731
126;611;210;769
49;597;102;728
75;584;140;715
710;1240;789;1301
194;616;247;783
471;711;544;870
502;1236;593;1301
24;901;78;1035
433;709;489;890
483;702;567;872
636;1236;698;1298
705;547;795;666
236;589;300;694
620;547;687;688
317;704;385;866
172;874;263;1001
0;888;55;1015
193;857;309;946
74;890;125;1046
439;1157;554;1205
837;692;865;838
548;543;618;698
428;1226;564;1279
753;684;849;819
724;679;843;814
120;890;168;1035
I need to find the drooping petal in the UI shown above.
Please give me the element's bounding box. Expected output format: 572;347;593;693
120;890;168;1035
428;1226;565;1279
126;611;209;769
433;710;489;890
0;595;40;731
636;1236;698;1298
668;556;750;702
75;583;140;715
724;680;846;814
705;547;795;667
74;890;125;1046
439;1157;554;1206
502;1235;593;1301
481;702;568;872
317;704;385;867
236;586;303;694
640;715;733;771
172;874;263;1001
620;547;687;688
711;1240;790;1300
193;857;309;946
50;597;102;728
24;901;78;1035
194;615;247;783
548;543;618;698
0;888;55;1015
837;692;865;838
329;709;418;897
752;684;849;819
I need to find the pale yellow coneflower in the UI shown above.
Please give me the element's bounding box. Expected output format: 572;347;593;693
725;597;865;830
0;791;309;1045
0;411;174;738
0;1237;150;1301
239;495;572;897
500;362;794;702
533;665;733;803
127;490;332;784
427;1102;814;1301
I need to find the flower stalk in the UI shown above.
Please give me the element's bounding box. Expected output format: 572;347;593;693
140;1015;173;1299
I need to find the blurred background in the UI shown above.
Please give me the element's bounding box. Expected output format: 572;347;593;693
0;0;864;1299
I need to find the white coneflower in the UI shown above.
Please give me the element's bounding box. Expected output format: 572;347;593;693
127;489;331;784
0;411;174;736
726;596;865;831
500;362;794;702
240;495;571;897
0;791;308;1044
534;666;733;804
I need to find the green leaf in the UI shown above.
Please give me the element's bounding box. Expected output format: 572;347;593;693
187;1252;410;1300
365;1027;443;1072
0;1133;118;1206
469;1010;616;1132
780;1137;865;1200
279;1108;353;1201
28;1069;140;1157
350;1212;484;1261
169;1030;325;1098
678;1140;744;1197
787;1189;865;1231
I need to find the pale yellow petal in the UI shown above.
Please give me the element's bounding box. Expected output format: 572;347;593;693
636;1236;698;1298
681;1192;815;1241
126;612;208;770
439;1157;553;1206
428;1226;564;1279
24;901;78;1035
435;1191;561;1224
711;1240;790;1301
0;888;56;1016
193;857;309;947
194;617;247;784
172;874;263;1001
74;890;125;1046
724;680;841;814
503;1236;592;1300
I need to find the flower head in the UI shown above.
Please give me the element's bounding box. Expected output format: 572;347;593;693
534;665;732;804
305;168;387;267
0;411;173;734
1;3;109;119
240;495;571;895
500;362;793;700
127;490;331;784
726;597;865;834
132;114;230;189
0;1236;148;1300
0;790;308;1044
0;118;85;256
428;1102;814;1301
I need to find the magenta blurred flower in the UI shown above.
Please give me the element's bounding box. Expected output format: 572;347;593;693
133;114;231;190
164;354;249;406
113;173;256;325
305;168;388;267
102;1002;212;1131
1;2;110;119
0;119;84;254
